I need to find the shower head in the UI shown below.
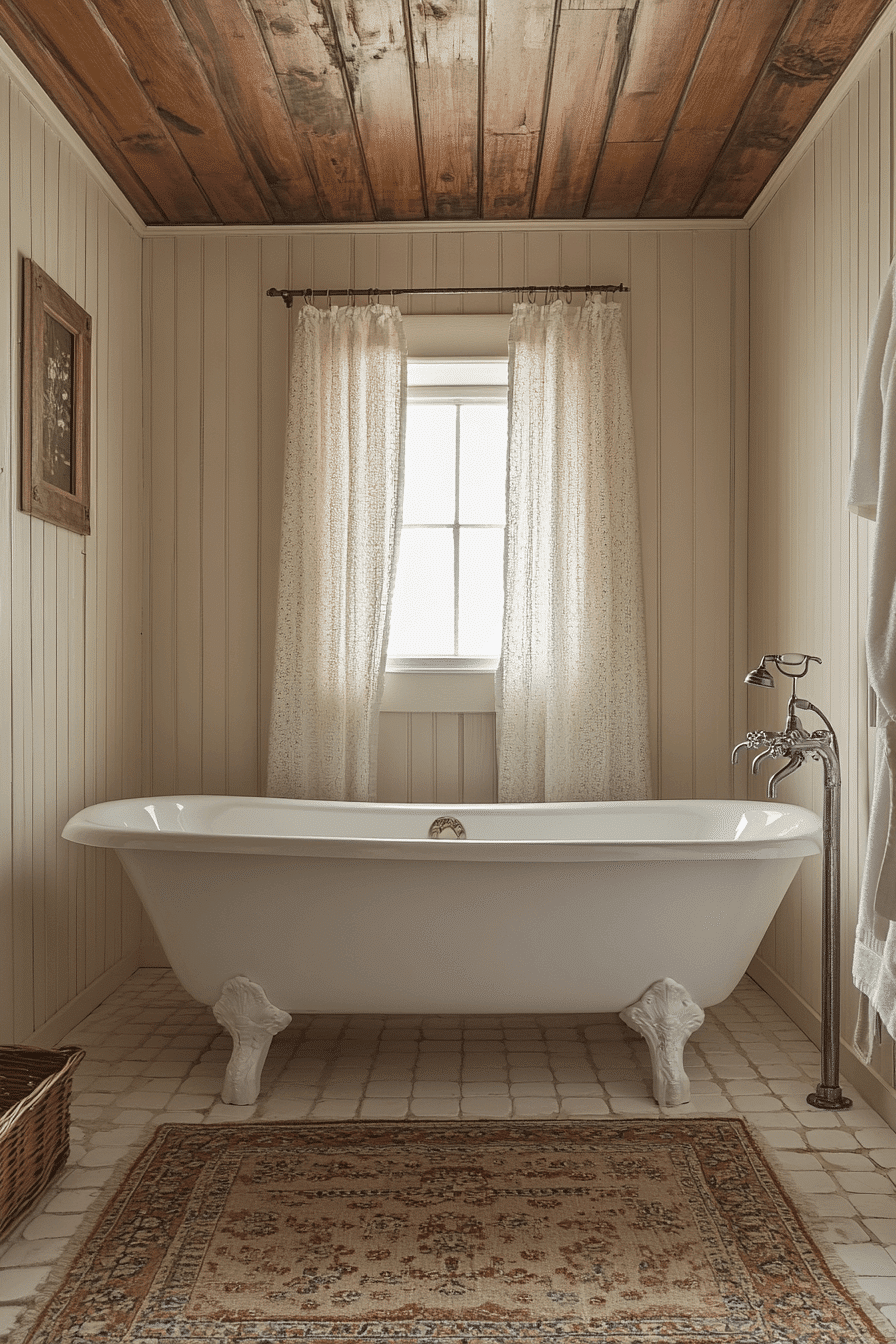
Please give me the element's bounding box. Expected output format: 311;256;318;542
744;661;776;688
744;653;822;690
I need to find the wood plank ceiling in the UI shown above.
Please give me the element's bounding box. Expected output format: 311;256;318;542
0;0;889;225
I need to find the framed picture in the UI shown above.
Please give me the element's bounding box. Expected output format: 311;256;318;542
21;259;91;534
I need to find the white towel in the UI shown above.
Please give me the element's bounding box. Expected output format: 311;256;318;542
848;255;896;1059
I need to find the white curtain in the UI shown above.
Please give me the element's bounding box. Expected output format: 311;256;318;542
266;303;405;801
496;297;651;803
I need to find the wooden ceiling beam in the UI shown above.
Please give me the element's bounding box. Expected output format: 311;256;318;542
91;0;276;224
0;0;887;225
252;0;375;220
326;0;425;220
0;1;166;222
407;0;480;219
587;0;718;218
640;0;795;218
694;0;891;216
166;0;324;223
2;0;215;222
533;0;634;220
481;0;554;219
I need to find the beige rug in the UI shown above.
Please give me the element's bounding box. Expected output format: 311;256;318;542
13;1119;891;1341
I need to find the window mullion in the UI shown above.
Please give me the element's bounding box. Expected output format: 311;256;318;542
387;372;508;668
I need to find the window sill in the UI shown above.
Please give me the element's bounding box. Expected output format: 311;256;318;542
386;657;498;673
381;668;496;713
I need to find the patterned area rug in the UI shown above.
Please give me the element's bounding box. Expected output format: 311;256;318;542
14;1119;890;1342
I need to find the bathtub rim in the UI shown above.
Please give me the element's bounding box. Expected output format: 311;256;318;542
62;795;823;864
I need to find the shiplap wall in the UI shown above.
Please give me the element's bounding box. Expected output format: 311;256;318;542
143;225;750;807
746;35;893;1097
0;61;145;1044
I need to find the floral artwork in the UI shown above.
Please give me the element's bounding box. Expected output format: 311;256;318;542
21;259;91;534
41;314;75;494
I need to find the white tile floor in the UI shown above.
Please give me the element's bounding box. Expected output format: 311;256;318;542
2;969;896;1338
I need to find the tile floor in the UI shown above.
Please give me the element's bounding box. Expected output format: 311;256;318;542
2;968;896;1338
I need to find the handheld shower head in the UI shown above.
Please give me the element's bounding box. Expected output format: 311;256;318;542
744;661;776;688
744;653;821;688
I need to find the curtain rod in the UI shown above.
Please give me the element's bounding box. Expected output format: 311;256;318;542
266;283;629;309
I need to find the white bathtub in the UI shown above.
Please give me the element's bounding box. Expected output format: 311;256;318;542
63;796;821;1109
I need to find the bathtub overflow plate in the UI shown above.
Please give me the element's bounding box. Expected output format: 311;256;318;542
428;816;466;840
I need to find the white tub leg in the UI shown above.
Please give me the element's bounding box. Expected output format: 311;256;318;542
620;978;705;1107
212;976;292;1105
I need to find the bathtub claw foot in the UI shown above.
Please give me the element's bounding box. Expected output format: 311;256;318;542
213;976;292;1105
620;978;705;1107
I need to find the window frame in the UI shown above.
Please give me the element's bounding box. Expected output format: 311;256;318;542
386;365;508;676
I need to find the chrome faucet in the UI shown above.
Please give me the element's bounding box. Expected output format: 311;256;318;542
732;654;840;799
732;653;850;1112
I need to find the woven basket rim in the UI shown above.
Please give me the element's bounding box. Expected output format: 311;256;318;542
0;1046;85;1135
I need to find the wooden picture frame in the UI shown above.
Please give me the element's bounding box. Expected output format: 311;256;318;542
21;259;91;535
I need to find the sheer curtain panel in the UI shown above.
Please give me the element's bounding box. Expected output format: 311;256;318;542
266;304;405;801
497;298;652;802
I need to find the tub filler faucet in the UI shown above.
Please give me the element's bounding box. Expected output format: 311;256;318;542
732;653;851;1111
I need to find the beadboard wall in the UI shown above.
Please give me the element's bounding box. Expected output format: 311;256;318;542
142;225;750;808
0;61;145;1044
745;33;894;1103
14;8;894;1074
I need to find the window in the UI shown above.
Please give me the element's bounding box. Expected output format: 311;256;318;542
387;359;508;670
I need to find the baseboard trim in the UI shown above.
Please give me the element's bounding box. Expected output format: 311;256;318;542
24;952;140;1048
748;955;896;1130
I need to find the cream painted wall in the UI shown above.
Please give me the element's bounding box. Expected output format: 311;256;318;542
0;58;145;1043
745;29;896;1108
142;225;750;808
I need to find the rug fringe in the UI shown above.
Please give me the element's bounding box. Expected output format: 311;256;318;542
742;1118;896;1341
2;1123;171;1344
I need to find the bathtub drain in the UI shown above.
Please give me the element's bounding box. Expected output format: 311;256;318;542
428;816;466;839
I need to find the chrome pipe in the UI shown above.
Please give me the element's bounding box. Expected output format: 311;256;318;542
766;755;802;796
749;747;775;775
736;656;851;1111
807;740;848;1109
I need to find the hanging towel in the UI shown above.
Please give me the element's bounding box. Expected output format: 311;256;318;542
848;255;896;1059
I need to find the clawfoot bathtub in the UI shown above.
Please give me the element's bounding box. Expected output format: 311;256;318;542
63;797;821;1108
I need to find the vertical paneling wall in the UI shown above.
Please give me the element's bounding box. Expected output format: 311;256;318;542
143;226;749;806
377;712;499;805
0;61;145;1043
746;35;892;1086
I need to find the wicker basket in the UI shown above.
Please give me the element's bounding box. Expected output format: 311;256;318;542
0;1045;85;1242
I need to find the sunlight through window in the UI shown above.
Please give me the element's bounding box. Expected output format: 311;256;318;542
388;359;508;667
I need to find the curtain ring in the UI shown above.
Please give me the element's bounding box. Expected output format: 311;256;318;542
325;288;331;307
528;286;536;303
303;288;312;306
563;286;572;304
